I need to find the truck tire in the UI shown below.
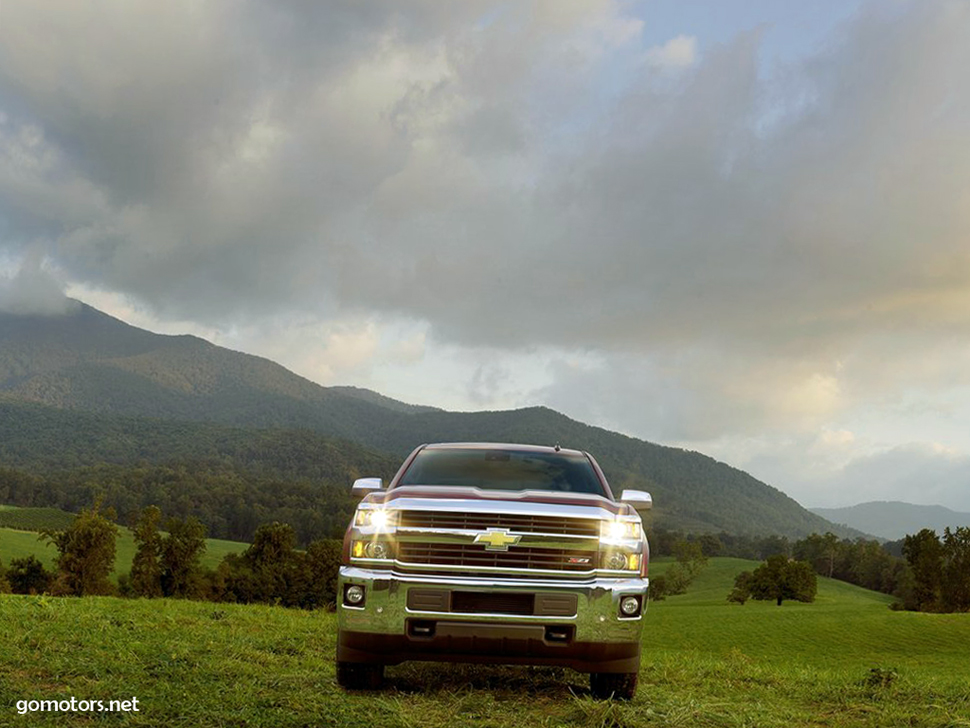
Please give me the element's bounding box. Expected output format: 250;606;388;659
589;671;638;700
336;661;384;690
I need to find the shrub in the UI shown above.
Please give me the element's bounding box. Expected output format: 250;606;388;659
7;555;53;595
734;555;817;606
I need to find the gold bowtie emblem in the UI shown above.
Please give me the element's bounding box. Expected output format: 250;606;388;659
474;529;521;551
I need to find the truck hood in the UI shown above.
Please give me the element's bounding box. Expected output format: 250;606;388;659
365;485;634;517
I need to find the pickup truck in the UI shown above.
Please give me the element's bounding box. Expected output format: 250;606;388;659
336;442;652;699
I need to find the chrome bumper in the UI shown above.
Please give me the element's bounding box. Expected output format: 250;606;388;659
336;567;648;672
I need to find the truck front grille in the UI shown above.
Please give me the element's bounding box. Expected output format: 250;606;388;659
397;542;597;572
397;510;599;537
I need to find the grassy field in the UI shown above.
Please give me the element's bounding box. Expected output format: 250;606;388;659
0;506;75;532
2;558;969;727
0;520;246;579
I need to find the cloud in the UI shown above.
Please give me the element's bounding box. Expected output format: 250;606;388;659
832;443;970;510
805;443;970;511
1;0;969;455
531;349;846;442
645;35;698;69
0;250;78;315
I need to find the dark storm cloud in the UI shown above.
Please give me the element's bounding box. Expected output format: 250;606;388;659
1;0;969;442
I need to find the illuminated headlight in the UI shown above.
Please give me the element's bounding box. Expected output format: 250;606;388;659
354;508;395;529
600;519;641;541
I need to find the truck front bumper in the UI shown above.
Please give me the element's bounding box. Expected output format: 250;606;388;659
336;567;649;673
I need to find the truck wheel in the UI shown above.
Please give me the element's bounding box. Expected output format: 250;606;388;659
589;671;638;700
336;661;384;690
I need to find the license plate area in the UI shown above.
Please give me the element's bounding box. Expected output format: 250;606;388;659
407;589;578;617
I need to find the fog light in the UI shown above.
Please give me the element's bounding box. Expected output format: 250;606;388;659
365;541;390;560
620;596;640;616
345;585;365;606
606;552;628;570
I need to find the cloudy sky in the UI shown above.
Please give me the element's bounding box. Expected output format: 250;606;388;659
2;0;969;510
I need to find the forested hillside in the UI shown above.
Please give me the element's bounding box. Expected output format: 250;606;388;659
0;399;855;539
0;304;423;438
0;305;856;538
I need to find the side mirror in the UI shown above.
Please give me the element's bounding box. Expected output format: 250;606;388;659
352;477;384;498
620;489;652;511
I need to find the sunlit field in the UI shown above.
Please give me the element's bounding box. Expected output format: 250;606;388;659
2;558;968;727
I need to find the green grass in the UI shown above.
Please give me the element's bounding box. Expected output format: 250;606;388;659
0;527;246;578
1;558;969;727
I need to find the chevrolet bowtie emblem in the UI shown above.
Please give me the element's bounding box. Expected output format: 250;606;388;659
474;528;521;551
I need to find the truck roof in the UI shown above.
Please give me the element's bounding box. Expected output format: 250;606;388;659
421;442;587;457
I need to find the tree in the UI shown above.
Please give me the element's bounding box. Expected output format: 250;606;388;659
941;527;970;612
698;534;724;558
820;533;840;578
655;538;709;598
243;521;303;605
793;533;842;578
42;503;118;596
302;539;342;609
648;574;668;601
903;529;943;612
747;555;817;606
673;539;708;577
756;536;790;561
728;570;753;605
129;505;163;597
6;555;52;594
160;516;207;598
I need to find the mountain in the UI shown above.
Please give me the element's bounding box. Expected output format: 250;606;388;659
810;502;970;541
0;303;857;538
0;303;426;437
328;386;440;414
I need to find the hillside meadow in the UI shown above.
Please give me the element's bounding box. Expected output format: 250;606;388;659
2;557;969;727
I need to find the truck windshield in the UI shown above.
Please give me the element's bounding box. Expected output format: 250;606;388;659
397;448;608;496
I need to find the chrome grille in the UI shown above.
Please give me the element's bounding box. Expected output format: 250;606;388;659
397;510;599;537
397;542;597;572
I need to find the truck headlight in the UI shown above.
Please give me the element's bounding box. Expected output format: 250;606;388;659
600;519;641;541
605;552;628;570
365;541;391;560
354;508;396;530
602;552;641;571
352;540;394;560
